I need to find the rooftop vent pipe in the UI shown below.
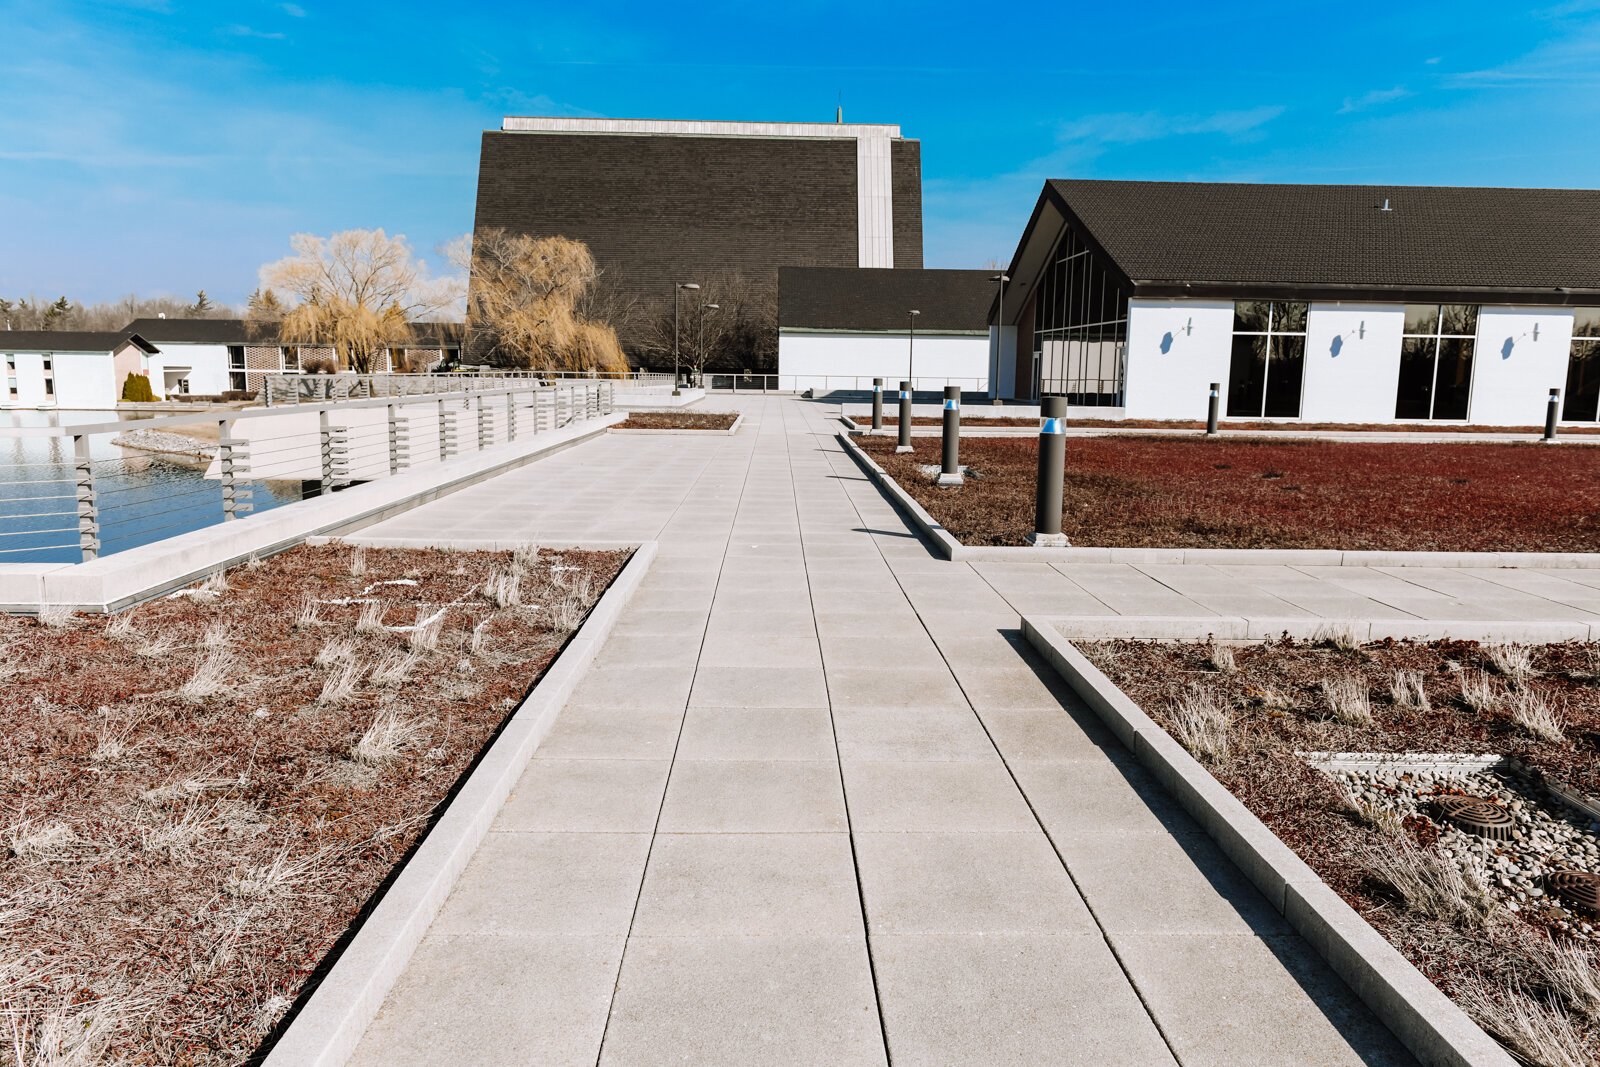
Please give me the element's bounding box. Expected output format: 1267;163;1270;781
1379;198;1393;212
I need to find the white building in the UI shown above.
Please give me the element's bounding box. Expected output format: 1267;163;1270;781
777;267;996;395
1;331;158;408
992;180;1600;426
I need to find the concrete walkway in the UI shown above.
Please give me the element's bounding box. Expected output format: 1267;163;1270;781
340;395;1548;1065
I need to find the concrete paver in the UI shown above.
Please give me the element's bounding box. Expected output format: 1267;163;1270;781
344;394;1563;1065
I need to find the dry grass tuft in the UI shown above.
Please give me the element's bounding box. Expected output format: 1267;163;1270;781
177;647;236;704
200;619;231;650
313;638;354;669
1527;938;1600;1024
293;594;321;630
1320;674;1374;726
1364;838;1495;928
105;609;140;643
1511;689;1566;743
350;708;422;767
1;985;151;1067
316;659;365;706
1204;638;1237;673
1314;621;1364;653
406;607;446;653
354;600;386;636
1167;686;1232;765
482;567;522;608
35;603;75;629
7;820;96;864
548;572;595;632
91;725;135;765
133;632;178;661
1389;669;1431;712
1486;642;1538;689
511;542;541;574
369;650;421;687
349;545;367;578
468;618;492;656
225;847;320;902
199;569;228;599
1457;669;1501;714
1456;977;1593;1067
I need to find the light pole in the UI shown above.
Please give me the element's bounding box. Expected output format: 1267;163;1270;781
906;309;921;401
989;273;1008;403
673;282;700;396
697;302;719;388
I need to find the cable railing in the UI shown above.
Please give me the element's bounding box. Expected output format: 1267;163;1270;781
0;381;615;564
706;374;991;397
262;370;672;406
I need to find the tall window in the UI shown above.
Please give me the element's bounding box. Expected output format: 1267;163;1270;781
1562;308;1600;422
1396;304;1477;420
1032;225;1129;406
41;357;54;398
228;345;247;392
1227;301;1307;418
281;346;300;372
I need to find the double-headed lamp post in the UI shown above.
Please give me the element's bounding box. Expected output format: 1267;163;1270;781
673;282;700;395
697;302;720;388
989;274;1009;403
906;309;922;399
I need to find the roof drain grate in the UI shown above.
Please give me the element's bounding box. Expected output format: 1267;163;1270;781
1544;871;1600;918
1433;795;1516;841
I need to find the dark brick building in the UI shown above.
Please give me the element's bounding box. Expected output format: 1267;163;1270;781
472;117;923;367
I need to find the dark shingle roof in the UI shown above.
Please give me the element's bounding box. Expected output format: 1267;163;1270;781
122;318;257;343
0;331;157;354
779;267;995;332
1046;180;1600;296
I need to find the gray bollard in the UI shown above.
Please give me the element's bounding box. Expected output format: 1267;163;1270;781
1029;395;1070;547
1545;388;1561;443
895;380;914;453
1206;382;1221;436
871;377;884;430
938;385;963;486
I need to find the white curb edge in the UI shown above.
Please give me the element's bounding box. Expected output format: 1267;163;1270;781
1042;614;1600;644
1021;615;1515;1067
837;431;1600;569
261;540;658;1067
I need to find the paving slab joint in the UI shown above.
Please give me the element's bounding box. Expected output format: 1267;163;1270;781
1020;614;1515;1067
260;541;659;1067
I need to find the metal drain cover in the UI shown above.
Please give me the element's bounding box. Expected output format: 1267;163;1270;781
1433;796;1516;841
1545;871;1600;917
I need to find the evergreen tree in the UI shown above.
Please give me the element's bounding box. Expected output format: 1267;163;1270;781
41;296;71;331
0;298;14;329
189;290;214;315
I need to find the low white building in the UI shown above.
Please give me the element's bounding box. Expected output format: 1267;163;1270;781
992;180;1600;426
1;331;159;408
778;267;996;395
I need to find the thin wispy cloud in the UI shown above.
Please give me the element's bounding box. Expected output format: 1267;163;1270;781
280;2;307;15
1056;105;1286;148
223;24;287;39
1338;87;1410;114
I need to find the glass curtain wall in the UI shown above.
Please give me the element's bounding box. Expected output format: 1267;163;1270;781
1395;304;1478;420
1032;225;1129;405
1562;308;1600;422
1226;301;1307;418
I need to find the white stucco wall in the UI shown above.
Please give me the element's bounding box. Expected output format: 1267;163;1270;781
1122;300;1235;420
1299;304;1406;423
2;350;114;407
777;331;990;392
146;342;232;397
1472;307;1574;426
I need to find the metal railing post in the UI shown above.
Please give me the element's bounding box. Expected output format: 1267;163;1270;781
477;393;491;450
1545;388;1561;443
1030;395;1069;547
318;410;349;493
438;398;454;460
72;434;99;562
218;418;251;520
895;381;914;454
938;385;963;486
387;402;402;474
506;390;518;441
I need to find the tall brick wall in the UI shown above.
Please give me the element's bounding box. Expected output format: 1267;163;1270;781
473;130;924;360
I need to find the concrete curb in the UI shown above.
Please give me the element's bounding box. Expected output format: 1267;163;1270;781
261;540;658;1067
0;414;624;614
836;431;1600;569
1042;614;1600;643
610;412;744;436
1021;616;1514;1067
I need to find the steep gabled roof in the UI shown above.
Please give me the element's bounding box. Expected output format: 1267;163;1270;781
999;180;1600;316
779;267;995;333
0;331;158;354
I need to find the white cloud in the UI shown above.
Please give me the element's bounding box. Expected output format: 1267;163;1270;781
1338;86;1411;114
1054;105;1286;149
280;2;307;15
223;24;286;40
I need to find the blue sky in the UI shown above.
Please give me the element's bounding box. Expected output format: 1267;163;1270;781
3;0;1599;307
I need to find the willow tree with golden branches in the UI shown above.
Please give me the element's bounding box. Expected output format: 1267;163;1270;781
254;229;462;373
462;229;629;374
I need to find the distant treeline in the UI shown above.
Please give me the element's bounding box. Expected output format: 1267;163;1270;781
0;291;236;332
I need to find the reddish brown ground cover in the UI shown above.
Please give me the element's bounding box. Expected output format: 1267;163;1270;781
615;411;738;430
1085;638;1600;1058
0;543;627;1065
859;416;1040;427
859;434;1600;551
858;415;1600;434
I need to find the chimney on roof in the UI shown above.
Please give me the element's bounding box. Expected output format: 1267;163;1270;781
1379;198;1393;212
836;105;843;124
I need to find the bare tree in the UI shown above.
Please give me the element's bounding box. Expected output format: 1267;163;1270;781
638;271;778;381
255;229;463;373
459;229;629;374
0;293;242;331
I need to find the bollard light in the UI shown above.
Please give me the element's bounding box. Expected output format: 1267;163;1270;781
938;385;963;486
872;377;884;430
1545;388;1561;443
1029;395;1070;547
895;380;914;453
1206;382;1221;436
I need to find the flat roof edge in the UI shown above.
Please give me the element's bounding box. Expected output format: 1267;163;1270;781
500;116;903;138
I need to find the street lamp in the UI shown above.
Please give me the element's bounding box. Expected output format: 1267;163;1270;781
673;282;700;395
907;309;921;399
989;274;1009;403
696;302;720;388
